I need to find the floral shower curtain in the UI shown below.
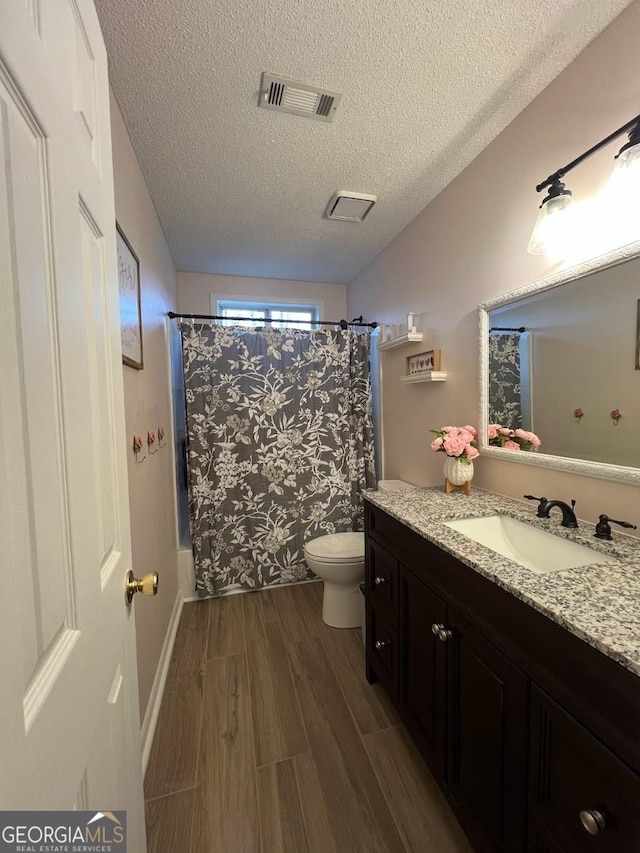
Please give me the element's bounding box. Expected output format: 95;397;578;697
488;332;523;429
179;322;376;597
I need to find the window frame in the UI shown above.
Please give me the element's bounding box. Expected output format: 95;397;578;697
212;293;323;329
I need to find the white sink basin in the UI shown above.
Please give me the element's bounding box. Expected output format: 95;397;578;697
442;515;615;575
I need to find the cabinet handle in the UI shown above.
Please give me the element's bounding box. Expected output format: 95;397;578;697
579;810;606;836
431;622;444;636
438;627;453;642
374;576;388;586
375;639;390;650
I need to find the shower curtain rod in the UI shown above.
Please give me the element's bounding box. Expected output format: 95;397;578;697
168;311;378;329
489;326;526;332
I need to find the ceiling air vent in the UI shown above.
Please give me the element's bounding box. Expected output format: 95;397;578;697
259;73;342;123
325;191;377;222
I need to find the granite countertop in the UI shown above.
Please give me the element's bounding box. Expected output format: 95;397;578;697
364;486;640;677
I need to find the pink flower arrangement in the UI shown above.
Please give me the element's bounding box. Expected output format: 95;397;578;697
430;425;479;463
488;424;541;451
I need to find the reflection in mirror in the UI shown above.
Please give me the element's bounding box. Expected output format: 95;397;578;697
488;331;532;431
479;242;640;483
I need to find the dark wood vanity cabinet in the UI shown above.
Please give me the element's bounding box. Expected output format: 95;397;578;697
364;501;640;853
366;539;399;700
397;572;527;852
528;686;640;852
399;568;447;776
446;609;528;852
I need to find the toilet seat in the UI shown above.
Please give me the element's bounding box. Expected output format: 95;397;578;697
304;532;364;563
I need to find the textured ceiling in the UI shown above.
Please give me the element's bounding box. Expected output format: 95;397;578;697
95;0;632;283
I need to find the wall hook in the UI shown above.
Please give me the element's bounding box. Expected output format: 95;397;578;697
133;434;146;462
573;407;584;423
147;430;158;454
158;426;166;448
610;408;622;425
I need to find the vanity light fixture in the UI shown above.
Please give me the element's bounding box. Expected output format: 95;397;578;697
528;112;640;255
609;120;640;192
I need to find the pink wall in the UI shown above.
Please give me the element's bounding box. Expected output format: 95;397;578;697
348;2;640;533
177;271;347;320
110;92;181;722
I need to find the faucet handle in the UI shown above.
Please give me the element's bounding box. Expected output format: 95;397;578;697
524;495;547;517
595;514;637;540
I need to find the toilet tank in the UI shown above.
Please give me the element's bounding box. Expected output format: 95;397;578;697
377;480;415;491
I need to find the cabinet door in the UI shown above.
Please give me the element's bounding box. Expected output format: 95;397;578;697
399;568;447;778
529;685;640;852
447;608;528;852
367;604;398;699
366;539;398;627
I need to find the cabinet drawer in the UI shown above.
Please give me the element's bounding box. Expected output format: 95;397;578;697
366;502;407;554
366;539;398;626
368;607;398;700
529;685;640;852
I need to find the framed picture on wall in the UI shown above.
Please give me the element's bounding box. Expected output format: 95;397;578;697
116;222;143;370
406;349;441;375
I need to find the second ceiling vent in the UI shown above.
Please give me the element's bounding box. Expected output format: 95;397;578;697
259;73;342;123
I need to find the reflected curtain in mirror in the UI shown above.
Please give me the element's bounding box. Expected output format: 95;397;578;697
488;332;532;430
179;323;376;597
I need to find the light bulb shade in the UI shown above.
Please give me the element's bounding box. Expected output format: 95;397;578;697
615;139;640;170
527;193;573;255
603;140;640;247
608;141;640;193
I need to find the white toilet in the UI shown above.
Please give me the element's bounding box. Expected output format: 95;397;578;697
304;532;365;628
304;480;415;629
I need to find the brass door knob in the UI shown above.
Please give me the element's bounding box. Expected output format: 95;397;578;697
125;570;159;605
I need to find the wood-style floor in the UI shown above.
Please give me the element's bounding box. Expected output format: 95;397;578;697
144;581;473;852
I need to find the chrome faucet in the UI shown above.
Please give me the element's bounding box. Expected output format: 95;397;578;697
540;499;579;529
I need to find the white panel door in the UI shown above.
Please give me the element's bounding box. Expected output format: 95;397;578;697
0;2;145;849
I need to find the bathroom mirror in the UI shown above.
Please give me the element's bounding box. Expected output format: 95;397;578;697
479;240;640;484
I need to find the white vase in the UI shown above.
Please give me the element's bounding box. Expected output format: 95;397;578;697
443;456;474;487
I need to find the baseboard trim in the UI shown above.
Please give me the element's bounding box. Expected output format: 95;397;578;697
141;589;183;776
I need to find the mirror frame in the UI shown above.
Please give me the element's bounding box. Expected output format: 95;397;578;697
478;240;640;485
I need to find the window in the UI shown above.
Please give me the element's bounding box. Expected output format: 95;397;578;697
217;300;319;329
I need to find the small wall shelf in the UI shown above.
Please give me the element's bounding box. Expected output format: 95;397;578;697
377;332;424;351
400;371;448;384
